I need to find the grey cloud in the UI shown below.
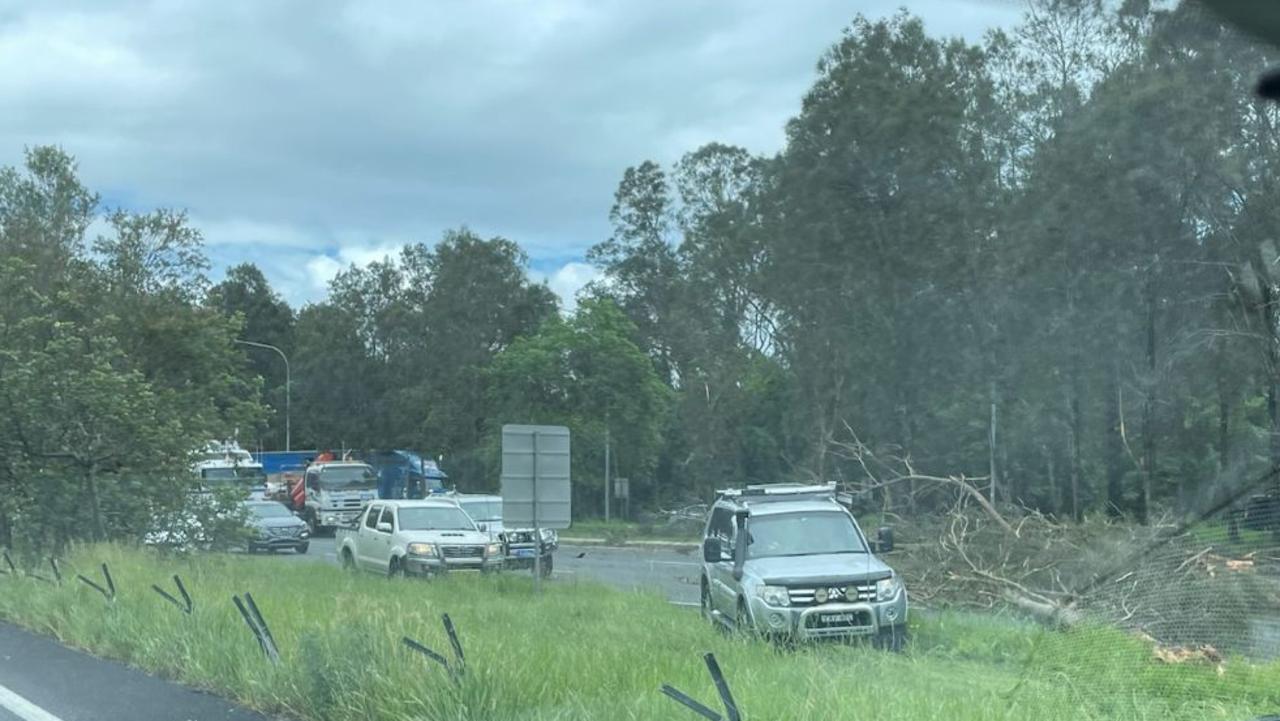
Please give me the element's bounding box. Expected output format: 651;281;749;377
0;0;1019;304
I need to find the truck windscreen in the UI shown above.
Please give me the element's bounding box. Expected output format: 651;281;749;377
318;466;376;490
746;512;866;559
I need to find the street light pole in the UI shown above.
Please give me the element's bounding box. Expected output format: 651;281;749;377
234;339;290;452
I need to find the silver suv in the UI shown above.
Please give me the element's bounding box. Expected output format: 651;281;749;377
699;483;907;649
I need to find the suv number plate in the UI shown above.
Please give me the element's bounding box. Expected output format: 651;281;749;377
514;548;536;558
820;613;856;623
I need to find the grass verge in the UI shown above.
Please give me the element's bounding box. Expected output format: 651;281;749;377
0;544;1273;720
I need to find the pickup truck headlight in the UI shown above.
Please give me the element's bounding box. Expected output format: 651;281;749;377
407;543;436;556
485;543;502;557
756;585;790;607
876;575;901;601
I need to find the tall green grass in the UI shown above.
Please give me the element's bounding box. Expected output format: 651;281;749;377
0;545;1273;720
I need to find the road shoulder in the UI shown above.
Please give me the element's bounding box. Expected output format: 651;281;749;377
0;621;269;721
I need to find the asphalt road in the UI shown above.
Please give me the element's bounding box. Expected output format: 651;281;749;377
280;537;703;605
0;621;269;721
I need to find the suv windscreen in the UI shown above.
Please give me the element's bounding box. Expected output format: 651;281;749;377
746;511;865;559
318;466;376;490
398;507;476;531
247;503;292;519
459;500;502;522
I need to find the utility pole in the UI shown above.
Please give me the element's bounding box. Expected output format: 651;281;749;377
234;339;290;452
604;425;611;523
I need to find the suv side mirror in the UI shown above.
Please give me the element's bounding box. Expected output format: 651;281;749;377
477;523;488;533
702;537;723;563
876;526;894;553
376;522;393;533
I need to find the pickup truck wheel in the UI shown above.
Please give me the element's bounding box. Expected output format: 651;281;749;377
295;543;309;555
388;556;406;578
700;578;712;621
538;554;553;578
340;548;355;570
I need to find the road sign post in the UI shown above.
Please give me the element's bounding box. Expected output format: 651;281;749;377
501;424;571;593
613;478;629;521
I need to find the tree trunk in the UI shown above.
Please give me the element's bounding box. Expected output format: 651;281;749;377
1045;445;1058;516
1067;376;1083;521
1140;269;1156;525
86;462;106;542
989;380;999;504
1217;372;1231;472
1105;366;1126;518
1261;276;1280;490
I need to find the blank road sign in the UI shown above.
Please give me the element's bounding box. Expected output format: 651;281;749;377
501;424;571;529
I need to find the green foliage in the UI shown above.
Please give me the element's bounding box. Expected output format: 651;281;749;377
0;147;265;552
488;298;672;509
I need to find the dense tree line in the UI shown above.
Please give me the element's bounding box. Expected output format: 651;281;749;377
5;2;1279;545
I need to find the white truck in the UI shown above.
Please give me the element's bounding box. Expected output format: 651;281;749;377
194;440;268;499
300;461;379;535
336;499;504;577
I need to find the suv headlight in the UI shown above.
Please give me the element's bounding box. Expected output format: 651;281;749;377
407;542;436;556
485;543;502;557
876;574;901;601
756;585;790;607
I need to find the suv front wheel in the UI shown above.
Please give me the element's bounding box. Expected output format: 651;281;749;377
874;624;906;652
700;578;712;621
735;599;754;637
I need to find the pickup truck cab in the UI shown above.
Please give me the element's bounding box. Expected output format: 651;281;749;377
699;483;907;649
337;499;503;577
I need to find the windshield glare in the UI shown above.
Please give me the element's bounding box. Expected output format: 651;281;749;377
746;512;865;559
459;500;502;522
398;507;476;531
318;466;376;490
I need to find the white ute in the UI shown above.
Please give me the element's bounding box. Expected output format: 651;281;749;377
337;499;504;577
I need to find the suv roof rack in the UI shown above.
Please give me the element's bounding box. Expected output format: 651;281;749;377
715;482;838;503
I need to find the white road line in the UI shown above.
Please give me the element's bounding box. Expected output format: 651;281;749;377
0;682;64;721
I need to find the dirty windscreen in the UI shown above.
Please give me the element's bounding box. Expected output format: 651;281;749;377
318;466;376;490
398;507;476;531
746;512;865;559
6;2;1280;720
459;501;502;522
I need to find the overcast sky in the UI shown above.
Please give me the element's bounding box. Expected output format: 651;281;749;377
0;0;1019;309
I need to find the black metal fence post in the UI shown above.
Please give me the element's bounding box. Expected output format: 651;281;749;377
233;592;279;663
660;653;743;721
152;574;193;614
402;613;467;685
75;563;116;603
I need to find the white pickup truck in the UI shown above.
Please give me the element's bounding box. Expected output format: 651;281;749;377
336;499;504;577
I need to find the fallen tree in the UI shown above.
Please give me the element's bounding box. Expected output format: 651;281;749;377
823;426;1277;654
